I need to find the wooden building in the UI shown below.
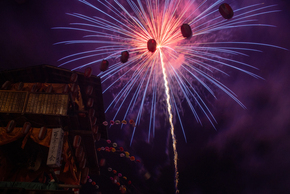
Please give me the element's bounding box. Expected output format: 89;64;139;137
0;65;107;193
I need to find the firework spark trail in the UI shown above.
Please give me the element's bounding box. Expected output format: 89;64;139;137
160;50;179;193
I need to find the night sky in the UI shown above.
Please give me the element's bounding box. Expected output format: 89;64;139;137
1;0;290;193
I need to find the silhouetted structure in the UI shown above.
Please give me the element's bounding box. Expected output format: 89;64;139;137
0;65;107;193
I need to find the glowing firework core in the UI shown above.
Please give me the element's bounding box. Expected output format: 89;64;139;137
147;39;157;52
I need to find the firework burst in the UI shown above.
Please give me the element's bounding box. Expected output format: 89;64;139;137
54;0;285;192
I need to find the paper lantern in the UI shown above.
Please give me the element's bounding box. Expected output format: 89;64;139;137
79;158;86;169
88;108;95;118
45;84;53;93
181;23;192;38
81;167;89;184
147;39;157;52
73;135;82;148
22;122;31;134
100;60;109;71
38;126;47;140
70;83;78;93
6;120;16;133
17;82;24;91
130;156;135;161
30;83;39;92
84;67;92;78
75;146;83;158
125;152;130;156
62;84;69;94
87;98;94;108
99;158;106;166
219;3;234;19
91;117;97;125
92;125;98;134
85;85;93;95
78;151;85;163
2;81;11;90
103;121;108;126
120;51;129;63
70;72;78;83
129;119;134;124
